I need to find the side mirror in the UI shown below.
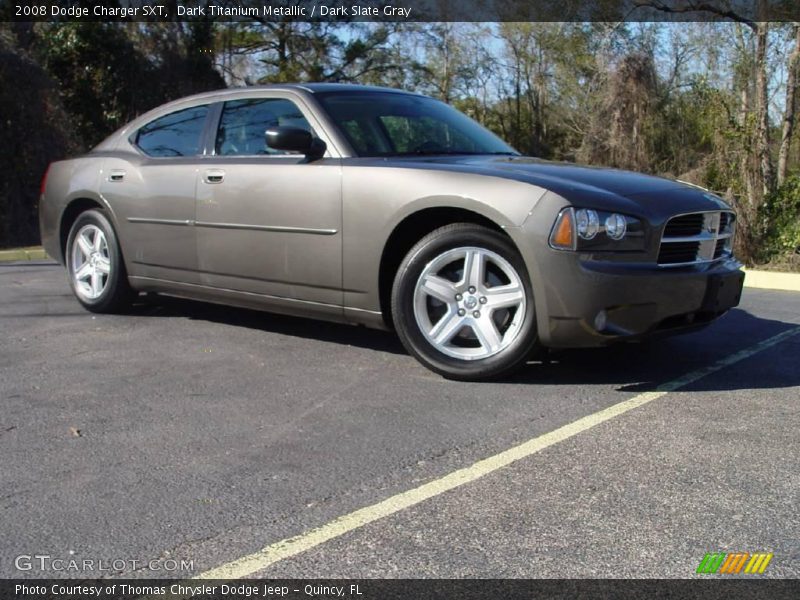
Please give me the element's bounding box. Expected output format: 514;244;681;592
265;126;326;160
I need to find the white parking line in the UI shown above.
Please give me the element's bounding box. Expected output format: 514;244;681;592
195;326;800;580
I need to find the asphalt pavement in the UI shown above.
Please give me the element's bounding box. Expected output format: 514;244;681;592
1;261;798;579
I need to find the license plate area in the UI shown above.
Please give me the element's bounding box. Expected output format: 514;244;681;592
701;270;745;313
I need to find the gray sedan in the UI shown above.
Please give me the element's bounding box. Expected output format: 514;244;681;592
39;84;744;380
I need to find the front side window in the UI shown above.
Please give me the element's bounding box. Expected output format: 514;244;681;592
135;105;209;157
215;98;313;156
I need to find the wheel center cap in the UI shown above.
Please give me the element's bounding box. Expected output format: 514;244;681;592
464;296;477;309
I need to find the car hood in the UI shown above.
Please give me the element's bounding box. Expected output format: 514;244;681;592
365;155;731;215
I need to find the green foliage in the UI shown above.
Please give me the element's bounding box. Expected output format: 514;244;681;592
2;20;799;265
648;83;715;176
250;23;401;85
0;36;78;247
0;21;223;248
34;22;223;149
758;176;800;262
35;23;156;146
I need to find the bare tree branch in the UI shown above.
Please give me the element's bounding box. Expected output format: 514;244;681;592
634;1;756;28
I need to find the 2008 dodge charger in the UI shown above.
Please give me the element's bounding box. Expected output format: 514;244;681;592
39;84;745;380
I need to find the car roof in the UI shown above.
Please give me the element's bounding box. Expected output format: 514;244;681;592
170;83;424;105
289;83;422;95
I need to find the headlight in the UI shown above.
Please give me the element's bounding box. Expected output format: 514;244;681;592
549;207;645;252
604;213;627;240
576;209;599;240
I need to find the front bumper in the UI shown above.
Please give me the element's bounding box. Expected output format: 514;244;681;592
536;255;744;348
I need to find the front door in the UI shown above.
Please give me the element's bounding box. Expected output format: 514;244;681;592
195;95;343;308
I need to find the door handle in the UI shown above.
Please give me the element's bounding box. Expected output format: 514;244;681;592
204;169;225;184
109;169;126;182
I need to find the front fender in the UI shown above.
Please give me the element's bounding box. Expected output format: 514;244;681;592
341;166;548;317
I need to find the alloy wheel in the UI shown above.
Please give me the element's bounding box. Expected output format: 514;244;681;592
71;224;111;301
412;246;526;361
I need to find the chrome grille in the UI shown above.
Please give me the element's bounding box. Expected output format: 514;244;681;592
658;211;735;266
663;214;704;237
658;241;700;264
713;238;727;259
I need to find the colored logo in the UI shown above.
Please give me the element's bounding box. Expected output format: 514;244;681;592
697;552;773;574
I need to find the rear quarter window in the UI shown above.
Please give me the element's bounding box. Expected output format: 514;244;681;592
134;105;209;157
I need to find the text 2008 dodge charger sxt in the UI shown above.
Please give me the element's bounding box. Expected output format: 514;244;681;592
39;84;745;380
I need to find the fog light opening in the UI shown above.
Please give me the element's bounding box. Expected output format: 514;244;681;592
594;310;608;332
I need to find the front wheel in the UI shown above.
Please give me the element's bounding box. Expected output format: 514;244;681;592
391;224;538;380
66;209;134;313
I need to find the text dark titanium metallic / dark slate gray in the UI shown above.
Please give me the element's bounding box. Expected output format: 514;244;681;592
39;83;745;380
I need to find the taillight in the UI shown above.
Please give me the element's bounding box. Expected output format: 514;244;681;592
40;164;51;197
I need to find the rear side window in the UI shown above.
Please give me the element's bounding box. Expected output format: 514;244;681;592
135;105;209;157
215;98;313;156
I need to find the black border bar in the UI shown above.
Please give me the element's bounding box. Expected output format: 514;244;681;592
3;0;800;23
4;579;800;600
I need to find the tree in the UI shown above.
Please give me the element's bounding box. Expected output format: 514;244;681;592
35;22;223;148
213;21;404;85
578;52;659;171
778;23;800;186
0;31;78;247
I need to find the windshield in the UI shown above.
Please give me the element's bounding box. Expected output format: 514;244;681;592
316;92;518;158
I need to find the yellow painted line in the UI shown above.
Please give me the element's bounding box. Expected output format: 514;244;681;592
194;325;800;580
744;269;800;292
0;246;48;262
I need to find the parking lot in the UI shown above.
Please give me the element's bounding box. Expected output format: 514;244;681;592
1;261;799;579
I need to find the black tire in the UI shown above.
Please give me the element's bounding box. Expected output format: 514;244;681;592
391;223;539;381
65;209;135;313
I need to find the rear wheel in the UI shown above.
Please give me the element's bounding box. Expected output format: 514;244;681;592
66;209;134;313
392;223;538;380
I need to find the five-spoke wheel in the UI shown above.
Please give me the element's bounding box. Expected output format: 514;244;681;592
70;224;111;301
392;224;538;380
413;247;526;360
66;209;134;313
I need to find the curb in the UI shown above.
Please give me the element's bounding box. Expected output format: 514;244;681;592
1;247;799;292
0;247;49;262
743;268;800;293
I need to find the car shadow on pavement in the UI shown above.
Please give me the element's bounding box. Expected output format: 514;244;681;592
129;293;407;355
130;295;799;392
507;308;800;391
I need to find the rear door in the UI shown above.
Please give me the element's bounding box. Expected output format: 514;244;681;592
100;104;211;283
